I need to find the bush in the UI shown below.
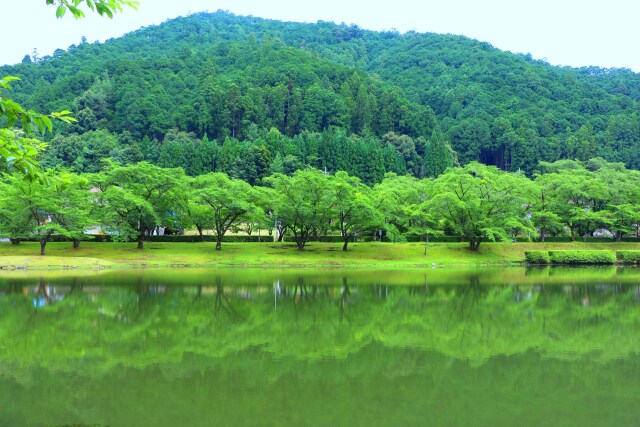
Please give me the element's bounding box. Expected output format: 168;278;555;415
616;250;640;264
91;234;115;242
379;235;463;243
548;250;616;265
524;251;550;264
539;236;640;243
225;235;271;242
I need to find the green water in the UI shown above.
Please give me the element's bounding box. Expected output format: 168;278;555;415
0;267;639;426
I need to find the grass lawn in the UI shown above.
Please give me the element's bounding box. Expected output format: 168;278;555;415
1;240;640;270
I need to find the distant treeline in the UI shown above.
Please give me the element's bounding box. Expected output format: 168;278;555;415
40;127;455;185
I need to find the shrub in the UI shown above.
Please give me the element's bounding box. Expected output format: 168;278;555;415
524;251;550;264
616;250;640;264
539;236;640;243
146;235;275;243
548;250;616;265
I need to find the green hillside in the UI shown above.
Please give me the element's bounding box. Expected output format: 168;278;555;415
2;11;639;178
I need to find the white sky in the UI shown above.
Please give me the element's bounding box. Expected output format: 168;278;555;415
2;0;639;71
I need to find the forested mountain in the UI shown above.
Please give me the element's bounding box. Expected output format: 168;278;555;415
2;11;639;181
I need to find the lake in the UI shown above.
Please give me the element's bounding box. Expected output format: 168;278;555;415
1;267;639;426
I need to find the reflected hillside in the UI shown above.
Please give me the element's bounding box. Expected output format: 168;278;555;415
1;268;640;427
1;267;639;378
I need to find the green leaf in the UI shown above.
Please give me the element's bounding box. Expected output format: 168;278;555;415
56;5;67;18
0;76;20;89
67;5;85;18
20;115;31;135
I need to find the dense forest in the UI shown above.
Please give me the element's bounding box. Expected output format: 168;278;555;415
2;11;640;182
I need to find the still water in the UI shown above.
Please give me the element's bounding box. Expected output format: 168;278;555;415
0;267;639;427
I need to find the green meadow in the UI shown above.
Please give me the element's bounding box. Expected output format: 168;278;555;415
2;241;640;270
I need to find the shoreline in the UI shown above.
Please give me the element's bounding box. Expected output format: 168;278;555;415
1;241;640;271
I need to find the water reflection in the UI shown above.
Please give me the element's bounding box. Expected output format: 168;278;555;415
2;268;639;364
0;268;639;426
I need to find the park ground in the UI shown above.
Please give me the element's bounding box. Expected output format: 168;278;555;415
1;241;640;270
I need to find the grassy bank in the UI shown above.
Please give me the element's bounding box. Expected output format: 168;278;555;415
2;241;640;270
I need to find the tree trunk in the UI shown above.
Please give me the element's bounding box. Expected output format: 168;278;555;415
469;239;481;251
9;238;20;245
137;233;145;249
197;226;205;242
342;238;349;252
616;231;622;243
40;238;47;256
423;235;429;255
216;239;222;250
73;238;80;248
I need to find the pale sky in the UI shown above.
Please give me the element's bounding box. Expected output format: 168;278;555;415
2;0;639;71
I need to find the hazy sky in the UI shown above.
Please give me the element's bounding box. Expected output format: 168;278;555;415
3;0;638;71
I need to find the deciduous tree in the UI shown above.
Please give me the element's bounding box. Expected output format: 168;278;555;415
264;169;336;249
333;171;383;251
430;162;534;250
96;162;186;249
193;173;261;250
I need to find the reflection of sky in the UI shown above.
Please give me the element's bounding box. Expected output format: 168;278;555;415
24;285;69;307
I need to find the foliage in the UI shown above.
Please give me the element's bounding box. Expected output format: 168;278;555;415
47;0;139;18
0;156;639;256
94;161;186;249
333;171;383;251
534;158;640;241
615;250;640;264
0;77;75;179
0;174;38;242
548;250;616;265
0;170;93;254
264;169;336;249
370;173;420;241
424;126;457;177
429;162;535;250
524;251;550;264
192;173;262;250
